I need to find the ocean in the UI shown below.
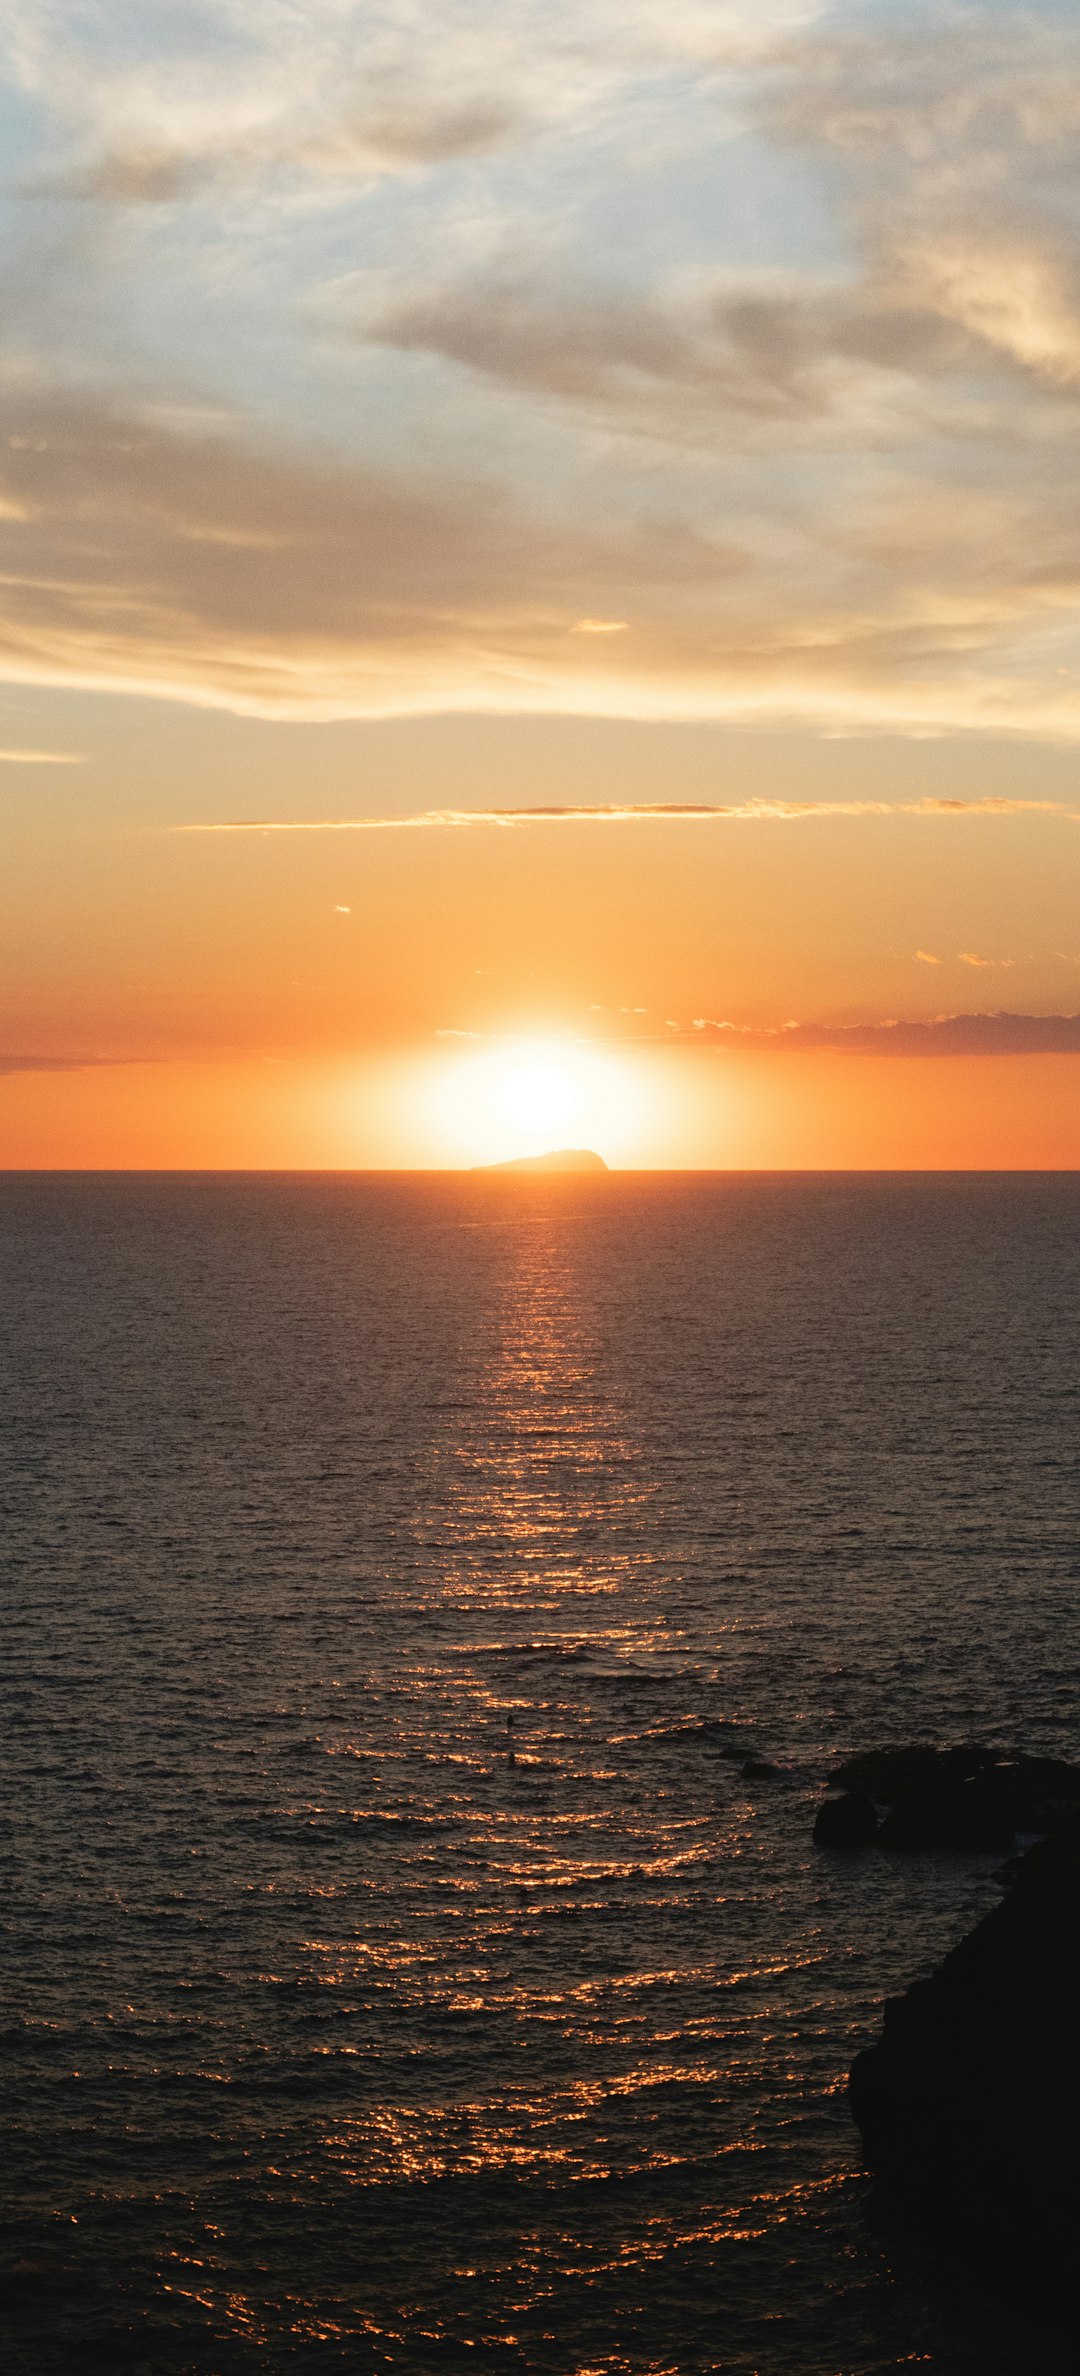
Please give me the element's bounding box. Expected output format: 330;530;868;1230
2;1171;1078;2375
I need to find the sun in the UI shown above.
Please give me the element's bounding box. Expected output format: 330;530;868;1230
490;1056;587;1143
416;1033;658;1167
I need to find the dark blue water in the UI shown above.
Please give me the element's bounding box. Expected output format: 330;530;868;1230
2;1173;1078;2374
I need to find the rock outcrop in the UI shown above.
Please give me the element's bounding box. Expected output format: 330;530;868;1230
813;1743;1080;1853
812;1789;879;1847
849;1820;1080;2291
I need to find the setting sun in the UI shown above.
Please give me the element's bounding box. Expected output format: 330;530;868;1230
490;1055;586;1144
393;1036;665;1169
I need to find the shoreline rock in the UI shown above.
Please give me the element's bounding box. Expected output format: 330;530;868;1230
813;1742;1080;1854
813;1789;878;1847
849;1818;1080;2293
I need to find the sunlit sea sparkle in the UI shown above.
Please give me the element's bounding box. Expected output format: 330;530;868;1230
2;1173;1079;2373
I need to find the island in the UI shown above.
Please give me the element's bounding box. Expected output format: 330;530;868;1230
471;1148;609;1174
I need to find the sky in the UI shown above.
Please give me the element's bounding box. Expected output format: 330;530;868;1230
4;0;1080;1165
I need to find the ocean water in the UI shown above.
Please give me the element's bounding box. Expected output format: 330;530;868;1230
2;1171;1079;2376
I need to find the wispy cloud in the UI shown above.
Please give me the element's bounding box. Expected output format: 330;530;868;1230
9;8;1080;739
0;748;83;764
8;370;1080;731
435;1006;1080;1056
177;797;1074;834
0;1053;126;1074
3;0;815;204
7;1018;1080;1073
675;1012;1080;1056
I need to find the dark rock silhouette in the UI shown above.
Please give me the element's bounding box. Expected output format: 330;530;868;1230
741;1757;779;1781
472;1148;609;1174
849;1819;1080;2293
813;1789;879;1848
813;1742;1080;1854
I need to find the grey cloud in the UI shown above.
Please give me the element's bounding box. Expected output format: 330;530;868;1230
765;16;1080;176
763;14;1080;394
24;89;527;205
2;0;810;215
345;12;1080;443
356;271;828;426
307;91;526;170
0;384;745;713
5;367;1080;730
34;148;208;205
688;1012;1080;1056
353;262;988;440
0;1053;128;1074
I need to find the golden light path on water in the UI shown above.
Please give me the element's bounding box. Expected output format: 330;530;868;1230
216;1194;868;2361
254;1198;772;2365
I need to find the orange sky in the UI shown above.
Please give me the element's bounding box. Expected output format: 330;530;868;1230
4;710;1080;1166
5;1048;1080;1171
4;4;1080;1166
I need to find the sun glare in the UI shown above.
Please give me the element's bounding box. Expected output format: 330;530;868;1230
412;1035;661;1167
491;1058;585;1141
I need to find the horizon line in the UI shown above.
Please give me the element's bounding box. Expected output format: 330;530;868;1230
3;1164;1080;1178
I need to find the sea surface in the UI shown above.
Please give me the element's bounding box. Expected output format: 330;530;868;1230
2;1172;1079;2376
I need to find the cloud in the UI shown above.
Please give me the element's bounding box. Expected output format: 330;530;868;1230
764;13;1080;397
0;746;82;762
330;12;1080;445
6;7;539;202
899;238;1080;392
679;1012;1080;1056
177;797;1074;832
767;14;1080;183
0;1053;127;1073
0;384;766;720
10;11;1080;734
308;16;1080;730
4;0;812;204
958;950;1014;968
8;365;1080;732
346;258;970;446
28;93;530;204
8;1016;1080;1073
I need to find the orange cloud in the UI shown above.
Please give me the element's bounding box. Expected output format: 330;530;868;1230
670;1013;1080;1056
177;796;1072;834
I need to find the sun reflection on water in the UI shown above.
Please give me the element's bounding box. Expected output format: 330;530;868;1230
427;1194;664;1619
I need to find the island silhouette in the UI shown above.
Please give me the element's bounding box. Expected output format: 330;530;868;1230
471;1148;609;1174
